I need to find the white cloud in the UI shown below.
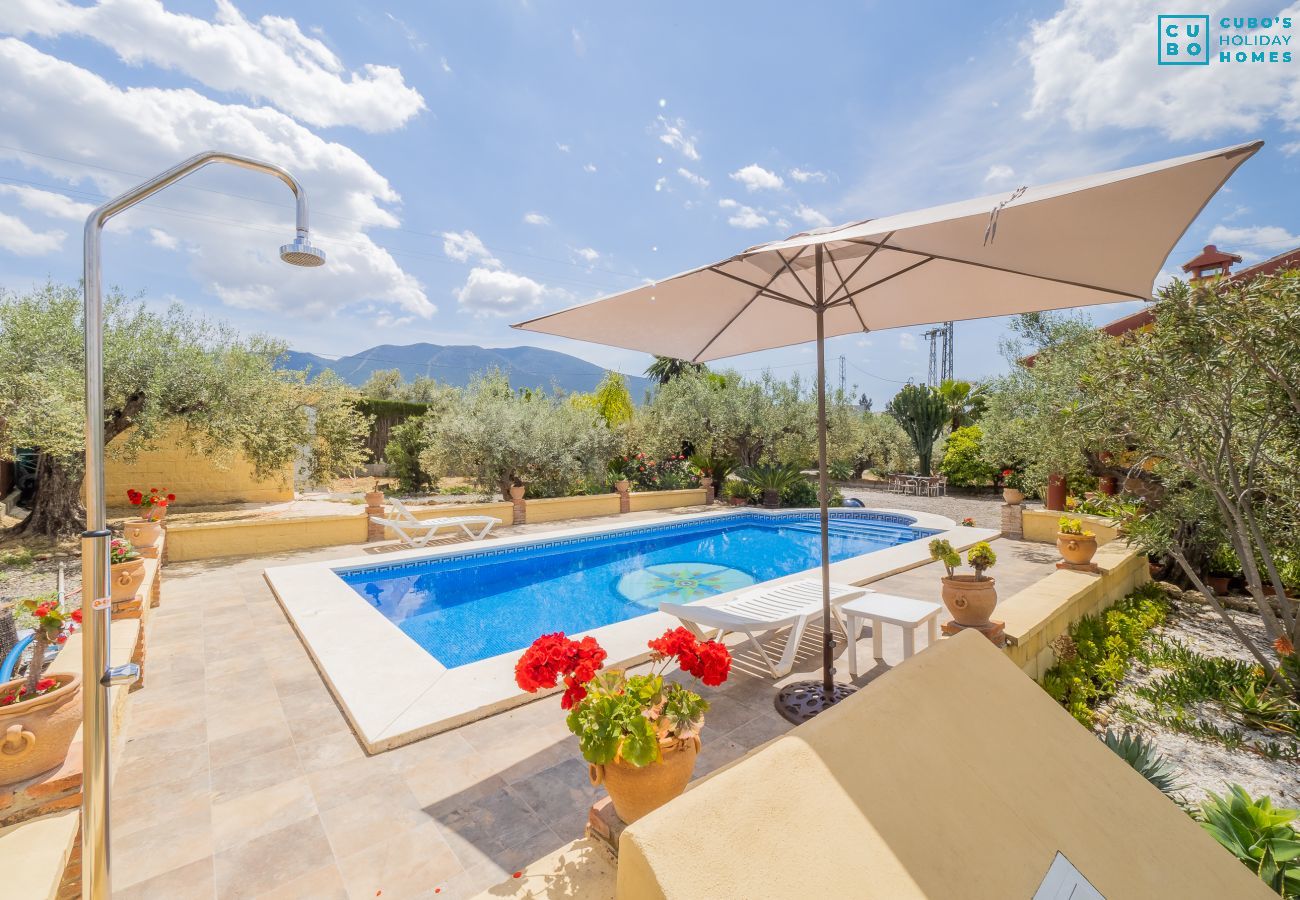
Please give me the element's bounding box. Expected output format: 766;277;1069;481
523;211;550;226
719;198;768;229
655;116;700;161
1206;224;1300;262
676;167;709;188
571;27;586;56
573;247;600;263
376;312;414;328
658;98;667;108
789;167;827;183
1282;141;1300;156
0;0;426;132
654;177;668;192
898;333;922;352
455;266;552;316
730;164;783;192
149;228;178;249
583;162;597;173
440;56;452;74
0;37;433;319
0;184;93;220
556;142;571;153
0;212;65;255
793;204;830;227
442;230;501;267
984;164;1015;184
1026;0;1300;140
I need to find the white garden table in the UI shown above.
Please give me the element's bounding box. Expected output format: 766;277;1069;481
840;593;944;676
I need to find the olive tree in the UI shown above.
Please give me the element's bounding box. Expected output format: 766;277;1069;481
421;371;619;498
1080;277;1300;693
0;283;371;537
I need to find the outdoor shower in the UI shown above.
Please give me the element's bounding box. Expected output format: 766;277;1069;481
80;151;324;900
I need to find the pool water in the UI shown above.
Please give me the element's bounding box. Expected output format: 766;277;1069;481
336;511;935;668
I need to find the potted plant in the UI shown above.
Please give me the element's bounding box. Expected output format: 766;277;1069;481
1205;544;1239;595
515;626;732;824
723;478;751;506
930;538;998;627
127;487;174;522
735;463;801;509
1057;517;1099;566
0;596;82;787
109;537;145;603
1000;468;1025;505
607;457;634;494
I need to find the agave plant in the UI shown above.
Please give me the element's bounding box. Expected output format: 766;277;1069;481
828;459;854;482
1224;683;1299;737
1199;785;1300;897
735;463;803;509
1101;729;1182;798
688;453;738;484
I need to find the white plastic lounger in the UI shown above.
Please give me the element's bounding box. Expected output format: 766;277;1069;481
660;579;869;679
371;497;501;547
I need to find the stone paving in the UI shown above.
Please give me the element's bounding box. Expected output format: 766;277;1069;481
109;511;1056;899
841;483;1018;530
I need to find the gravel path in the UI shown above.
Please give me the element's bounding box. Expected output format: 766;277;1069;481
840;483;1008;529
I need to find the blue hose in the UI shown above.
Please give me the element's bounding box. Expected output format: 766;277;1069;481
1;633;35;683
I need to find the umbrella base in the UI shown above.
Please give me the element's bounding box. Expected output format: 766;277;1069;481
774;680;857;724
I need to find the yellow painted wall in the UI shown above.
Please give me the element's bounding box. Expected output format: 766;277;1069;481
102;425;293;508
628;489;706;512
166;514;366;562
1023;508;1119;545
526;494;620;523
999;542;1149;679
617;631;1272;900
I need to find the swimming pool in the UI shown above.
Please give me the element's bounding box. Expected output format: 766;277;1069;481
336;510;937;668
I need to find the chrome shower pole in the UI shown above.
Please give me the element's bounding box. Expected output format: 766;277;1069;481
81;151;321;900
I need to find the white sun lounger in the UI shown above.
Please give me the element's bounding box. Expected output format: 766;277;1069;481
659;579;869;678
371;497;501;547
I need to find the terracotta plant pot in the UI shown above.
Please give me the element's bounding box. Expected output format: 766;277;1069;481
1206;574;1230;594
110;558;146;602
940;575;998;628
123;518;163;554
0;673;82;788
1002;487;1024;505
589;736;700;824
761;489;779;509
729;497;748;506
509;485;526;502
142;504;167;522
1056;532;1099;567
614;480;631;494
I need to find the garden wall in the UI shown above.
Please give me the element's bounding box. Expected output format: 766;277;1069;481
101;424;293;507
166;514;366;562
999;510;1149;679
525;494;620;523
629;488;707;511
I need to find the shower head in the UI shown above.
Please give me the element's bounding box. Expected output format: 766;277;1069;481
280;236;326;267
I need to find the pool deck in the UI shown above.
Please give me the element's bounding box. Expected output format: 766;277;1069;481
262;506;986;752
109;508;1056;898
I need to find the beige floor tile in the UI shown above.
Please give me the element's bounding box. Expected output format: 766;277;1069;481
334;821;462;900
115;744;210;796
112;765;213;840
113;805;213;892
293;729;367;774
213;815;335;899
317;782;429;858
250;862;349;900
208;716;295;771
212;775;318;853
210;745;303;804
113;854;215;900
207;697;288;743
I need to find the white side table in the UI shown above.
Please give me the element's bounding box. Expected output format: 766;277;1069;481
840;593;943;676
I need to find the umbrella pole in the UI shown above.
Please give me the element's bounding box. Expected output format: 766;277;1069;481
775;246;856;723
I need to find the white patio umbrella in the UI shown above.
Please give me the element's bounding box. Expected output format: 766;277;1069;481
514;140;1261;721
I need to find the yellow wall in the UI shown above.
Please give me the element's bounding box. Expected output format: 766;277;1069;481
527;494;620;523
617;631;1272;900
1022;508;1119;544
166;514;366;562
628;489;706;512
102;425;293;508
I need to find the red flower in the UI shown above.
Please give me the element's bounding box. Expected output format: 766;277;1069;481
1276;636;1295;657
167;494;176;502
34;604;51;618
36;678;55;692
649;627;698;660
559;674;587;710
693;641;732;686
56;635;68;645
1001;469;1013;477
71;609;83;624
150;487;158;493
514;633;607;694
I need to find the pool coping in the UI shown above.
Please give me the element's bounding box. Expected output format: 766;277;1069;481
264;506;995;753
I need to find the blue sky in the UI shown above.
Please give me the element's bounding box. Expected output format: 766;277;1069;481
1;0;1298;406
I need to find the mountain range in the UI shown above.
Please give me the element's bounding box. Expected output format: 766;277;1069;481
279;343;654;400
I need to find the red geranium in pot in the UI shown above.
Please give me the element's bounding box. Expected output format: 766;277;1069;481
515;627;732;823
127;487;175;522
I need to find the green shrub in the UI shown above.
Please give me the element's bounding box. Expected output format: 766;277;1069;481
1040;582;1168;726
1199;785;1300;898
384;417;435;493
780;476;818;507
1100;729;1181;797
828;460;854;482
0;547;35;569
939;425;997;486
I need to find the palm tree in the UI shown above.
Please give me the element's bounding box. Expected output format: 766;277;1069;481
936;379;987;431
645;355;706;385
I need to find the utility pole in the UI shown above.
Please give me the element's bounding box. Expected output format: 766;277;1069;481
924;322;955;386
942;321;954;383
